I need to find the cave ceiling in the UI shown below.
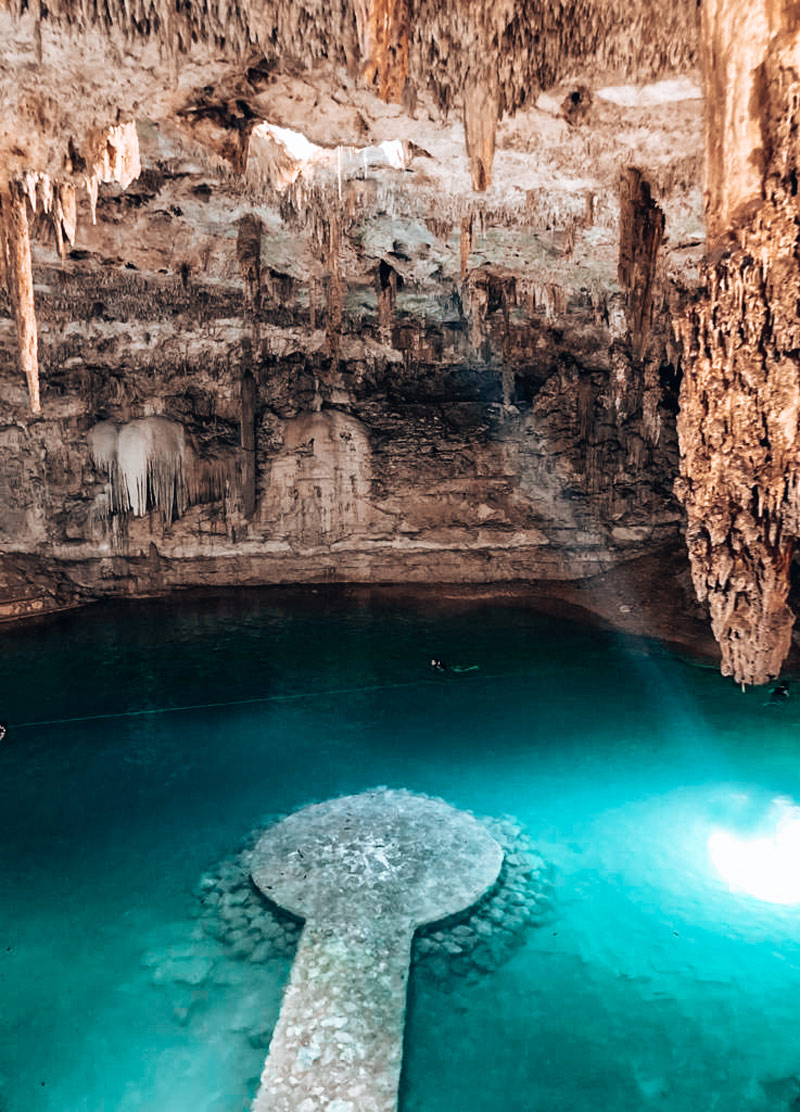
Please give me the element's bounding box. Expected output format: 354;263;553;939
0;0;703;379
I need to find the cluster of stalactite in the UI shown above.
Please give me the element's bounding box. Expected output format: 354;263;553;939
88;417;230;524
8;0;698;195
268;154;606;364
0;122;140;413
676;153;800;685
413;0;697;120
13;0;698;93
236;213;264;315
0;184;39;413
8;0;357;69
411;0;697;189
276;178;363;359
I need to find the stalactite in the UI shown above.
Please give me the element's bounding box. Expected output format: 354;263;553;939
411;0;697;126
578;374;594;447
236;213;263;314
15;124;140;244
92;122;141;190
92;417;189;521
462;272;488;350
1;185;40;414
0;119;141;415
676;219;800;684
459;214;472;282
240;372;257;518
357;0;410;103
88;421;126;514
89;417;228;524
676;24;800;685
518;278;568;321
326;214;343;362
86;174;99;224
608;345;630;425
641;358;662;445
53;182;77;257
584;191;596;227
701;0;769;243
463;74;499;192
618;167;664;360
81;121;142;225
309;278;319;331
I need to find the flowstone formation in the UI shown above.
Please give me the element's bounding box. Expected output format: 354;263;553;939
185;793;553;1109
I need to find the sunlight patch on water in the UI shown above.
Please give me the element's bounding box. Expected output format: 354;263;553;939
709;797;800;906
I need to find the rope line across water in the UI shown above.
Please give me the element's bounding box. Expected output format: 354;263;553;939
10;670;517;730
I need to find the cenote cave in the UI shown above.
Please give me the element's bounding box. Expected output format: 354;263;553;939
5;0;800;1109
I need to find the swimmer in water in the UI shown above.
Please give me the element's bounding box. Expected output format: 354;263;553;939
765;681;790;706
429;659;478;674
0;722;7;742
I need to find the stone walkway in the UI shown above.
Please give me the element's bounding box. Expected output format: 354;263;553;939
249;789;503;1112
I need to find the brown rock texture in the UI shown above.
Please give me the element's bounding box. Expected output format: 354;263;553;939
0;225;687;609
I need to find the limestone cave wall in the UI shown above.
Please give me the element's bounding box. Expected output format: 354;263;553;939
0;0;712;655
0;217;684;617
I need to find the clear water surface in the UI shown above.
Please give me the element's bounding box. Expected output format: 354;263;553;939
2;589;800;1112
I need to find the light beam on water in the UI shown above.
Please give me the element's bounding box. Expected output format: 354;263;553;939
709;796;800;905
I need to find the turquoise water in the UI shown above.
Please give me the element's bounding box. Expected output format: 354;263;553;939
2;590;800;1111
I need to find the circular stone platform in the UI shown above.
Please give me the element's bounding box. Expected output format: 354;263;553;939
249;790;503;1112
251;788;503;927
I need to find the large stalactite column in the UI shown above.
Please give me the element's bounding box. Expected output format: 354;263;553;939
463;72;499;192
618;167;665;361
0;184;40;413
676;0;800;685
